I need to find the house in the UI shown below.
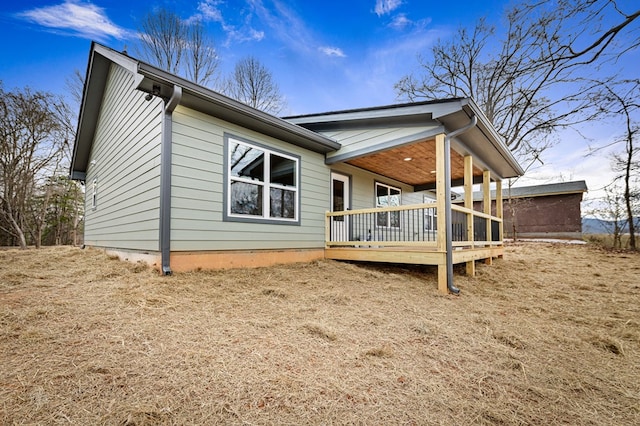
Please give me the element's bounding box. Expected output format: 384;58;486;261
464;181;588;239
70;42;524;294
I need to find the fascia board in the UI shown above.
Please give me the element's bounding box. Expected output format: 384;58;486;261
135;63;341;153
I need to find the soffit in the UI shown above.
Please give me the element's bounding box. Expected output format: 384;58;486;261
346;139;484;187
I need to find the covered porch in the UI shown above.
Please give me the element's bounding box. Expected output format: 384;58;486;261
286;98;523;294
324;160;505;295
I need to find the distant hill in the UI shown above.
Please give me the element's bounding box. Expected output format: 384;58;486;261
582;217;638;234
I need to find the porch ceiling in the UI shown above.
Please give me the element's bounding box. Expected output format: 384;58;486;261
346;139;484;187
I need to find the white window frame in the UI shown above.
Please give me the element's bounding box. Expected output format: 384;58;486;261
424;194;437;231
375;181;402;228
225;136;300;224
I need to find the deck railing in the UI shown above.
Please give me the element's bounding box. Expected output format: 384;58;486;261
326;202;502;249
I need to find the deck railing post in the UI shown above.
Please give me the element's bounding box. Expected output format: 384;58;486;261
464;155;475;276
496;179;503;245
325;212;330;248
483;170;493;265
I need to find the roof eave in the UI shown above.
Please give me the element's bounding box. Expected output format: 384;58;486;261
135;63;341;154
461;99;525;178
70;43;142;179
70;43;341;179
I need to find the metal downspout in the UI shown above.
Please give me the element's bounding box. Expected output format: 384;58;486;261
160;85;182;275
444;115;477;294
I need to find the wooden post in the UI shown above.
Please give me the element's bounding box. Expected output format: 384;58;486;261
496;179;503;257
325;212;330;248
483;170;492;265
496;180;504;241
435;134;448;295
464;155;475;276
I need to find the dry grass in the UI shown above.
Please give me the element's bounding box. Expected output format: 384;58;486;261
584;233;636;249
1;243;639;425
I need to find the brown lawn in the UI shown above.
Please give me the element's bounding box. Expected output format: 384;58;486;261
1;243;639;425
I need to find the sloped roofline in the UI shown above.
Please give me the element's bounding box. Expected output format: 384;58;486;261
284;97;466;121
286;98;525;180
70;42;340;179
471;180;588;201
71;43;524;183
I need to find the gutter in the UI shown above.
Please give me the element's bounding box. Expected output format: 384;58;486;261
444;115;478;294
461;99;524;176
159;85;182;275
136;63;340;153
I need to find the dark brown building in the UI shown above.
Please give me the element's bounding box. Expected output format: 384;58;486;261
469;181;588;239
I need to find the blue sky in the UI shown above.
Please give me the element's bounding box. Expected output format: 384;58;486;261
0;0;510;114
1;0;638;208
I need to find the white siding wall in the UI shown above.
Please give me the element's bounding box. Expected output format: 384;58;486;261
84;64;163;251
170;106;330;251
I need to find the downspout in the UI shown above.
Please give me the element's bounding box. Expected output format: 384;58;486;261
444;115;477;294
159;85;182;275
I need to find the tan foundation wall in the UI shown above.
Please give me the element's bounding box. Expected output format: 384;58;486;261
96;247;325;273
170;249;325;272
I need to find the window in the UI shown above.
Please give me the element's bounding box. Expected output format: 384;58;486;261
424;195;437;231
225;136;299;224
91;179;97;209
375;182;401;228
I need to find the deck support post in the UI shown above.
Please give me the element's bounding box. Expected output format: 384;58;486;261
464;155;475;276
435;134;449;295
483;170;493;265
438;115;477;295
496;179;503;258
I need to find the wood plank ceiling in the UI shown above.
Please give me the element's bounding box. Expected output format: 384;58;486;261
346;139;484;187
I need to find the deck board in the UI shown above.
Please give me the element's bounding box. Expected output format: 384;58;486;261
325;245;503;266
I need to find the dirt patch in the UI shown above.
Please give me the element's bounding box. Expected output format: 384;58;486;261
1;243;639;424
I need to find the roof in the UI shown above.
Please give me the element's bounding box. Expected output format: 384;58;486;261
70;42;341;179
285;98;525;183
471;180;588;201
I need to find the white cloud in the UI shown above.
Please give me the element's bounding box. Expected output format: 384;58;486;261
248;28;265;41
248;0;313;53
17;0;128;40
374;0;403;17
247;0;344;58
197;0;224;23
516;133;620;207
193;0;265;46
389;13;411;30
319;46;346;58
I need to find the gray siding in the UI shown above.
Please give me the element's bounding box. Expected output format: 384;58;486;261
170;106;331;251
84;63;163;251
329;163;415;210
329;163;428;242
324;124;441;162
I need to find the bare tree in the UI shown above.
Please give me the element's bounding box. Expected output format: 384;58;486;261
222;56;286;115
138;8;184;75
0;84;68;248
184;19;219;87
594;184;628;249
137;8;219;87
39;175;84;246
65;69;85;107
396;1;640;161
589;79;639;249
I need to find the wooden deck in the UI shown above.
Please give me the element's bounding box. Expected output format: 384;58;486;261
325;202;504;294
325;244;503;265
